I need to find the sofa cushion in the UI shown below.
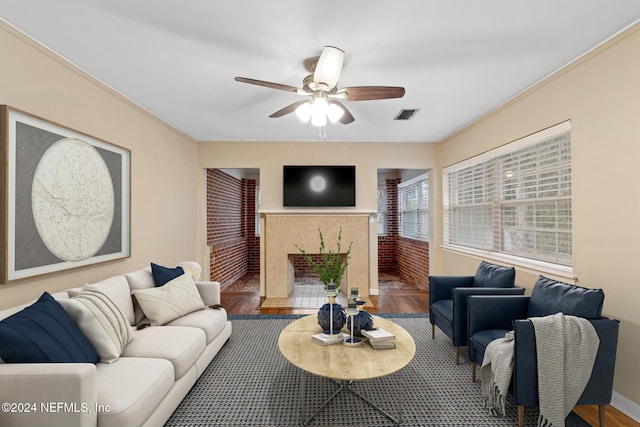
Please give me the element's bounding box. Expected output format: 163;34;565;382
0;292;99;363
132;273;206;326
167;307;228;344
58;287;134;363
96;357;174;427
469;329;511;364
527;276;605;319
430;299;453;324
120;326;205;380
125;267;155;291
85;275;136;326
473;261;516;288
125;267;156;325
151;262;185;286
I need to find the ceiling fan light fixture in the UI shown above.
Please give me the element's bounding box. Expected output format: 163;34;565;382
311;110;327;127
327;102;344;123
295;101;313;122
310;96;330;127
314;46;344;90
312;96;328;114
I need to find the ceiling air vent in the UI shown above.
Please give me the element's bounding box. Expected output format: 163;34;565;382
394;109;419;121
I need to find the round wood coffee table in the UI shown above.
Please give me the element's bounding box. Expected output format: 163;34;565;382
278;314;416;425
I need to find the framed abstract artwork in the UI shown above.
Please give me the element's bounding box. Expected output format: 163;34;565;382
0;106;131;282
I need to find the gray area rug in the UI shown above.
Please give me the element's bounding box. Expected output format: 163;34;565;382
166;314;590;426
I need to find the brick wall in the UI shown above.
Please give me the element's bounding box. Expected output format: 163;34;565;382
207;169;242;244
378;178;400;272
209;239;247;287
290;253;348;278
206;169;259;287
290;254;320;277
243;179;260;273
397;237;430;286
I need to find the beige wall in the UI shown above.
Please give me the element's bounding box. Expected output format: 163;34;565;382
0;23;198;308
436;23;640;407
196;140;437;210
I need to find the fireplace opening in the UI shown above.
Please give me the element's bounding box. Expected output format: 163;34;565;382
288;253;348;290
287;254;349;306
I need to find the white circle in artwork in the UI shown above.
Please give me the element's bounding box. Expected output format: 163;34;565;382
32;138;115;262
310;175;327;192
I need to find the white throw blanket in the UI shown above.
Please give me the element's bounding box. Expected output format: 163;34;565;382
481;313;600;427
481;330;515;417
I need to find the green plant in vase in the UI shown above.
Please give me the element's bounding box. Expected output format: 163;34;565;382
294;227;353;292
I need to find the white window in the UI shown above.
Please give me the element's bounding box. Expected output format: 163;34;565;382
443;121;571;269
398;173;429;241
377;185;387;236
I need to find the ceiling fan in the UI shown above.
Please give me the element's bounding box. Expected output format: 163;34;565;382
234;46;405;127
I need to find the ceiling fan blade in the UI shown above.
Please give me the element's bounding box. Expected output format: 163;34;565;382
339;110;355;125
234;77;300;93
313;46;344;90
303;56;319;73
269;100;309;118
339;86;406;101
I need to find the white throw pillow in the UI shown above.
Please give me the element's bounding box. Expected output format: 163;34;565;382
132;273;206;326
59;287;134;363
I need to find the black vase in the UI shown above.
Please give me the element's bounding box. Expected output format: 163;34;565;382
346;304;373;337
317;302;346;335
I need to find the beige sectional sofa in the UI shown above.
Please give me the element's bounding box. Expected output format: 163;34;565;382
0;261;232;427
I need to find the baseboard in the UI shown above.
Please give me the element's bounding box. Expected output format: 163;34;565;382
611;391;640;422
369;288;379;295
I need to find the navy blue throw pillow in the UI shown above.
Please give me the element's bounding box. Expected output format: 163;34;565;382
151;263;185;286
527;276;604;319
472;261;516;288
0;292;99;363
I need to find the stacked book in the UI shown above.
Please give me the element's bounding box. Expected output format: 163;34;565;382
362;328;396;349
312;332;348;346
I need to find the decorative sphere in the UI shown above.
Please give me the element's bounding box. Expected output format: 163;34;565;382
317;303;346;334
347;310;374;337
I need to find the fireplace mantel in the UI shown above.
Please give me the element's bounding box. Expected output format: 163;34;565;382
260;212;375;298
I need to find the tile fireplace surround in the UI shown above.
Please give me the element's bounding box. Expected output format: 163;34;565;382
261;212;374;298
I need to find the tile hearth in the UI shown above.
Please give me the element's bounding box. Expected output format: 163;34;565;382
260;279;361;309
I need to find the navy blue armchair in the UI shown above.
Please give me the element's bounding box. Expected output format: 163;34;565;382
467;276;619;427
429;261;523;364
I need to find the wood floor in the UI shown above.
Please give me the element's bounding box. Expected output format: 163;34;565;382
221;272;637;427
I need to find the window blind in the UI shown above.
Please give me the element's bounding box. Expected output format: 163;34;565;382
443;121;571;266
399;173;429;241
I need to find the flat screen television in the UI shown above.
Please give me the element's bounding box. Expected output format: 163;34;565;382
283;165;356;207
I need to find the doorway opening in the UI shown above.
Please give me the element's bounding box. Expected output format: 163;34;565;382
205;168;260;288
377;169;430;286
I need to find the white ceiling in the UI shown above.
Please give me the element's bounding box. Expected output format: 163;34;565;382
2;1;640;143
